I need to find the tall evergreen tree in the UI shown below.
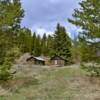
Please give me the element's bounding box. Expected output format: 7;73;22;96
68;0;100;62
41;33;48;56
34;35;42;56
32;32;36;50
18;28;33;53
0;0;24;80
47;35;53;56
52;24;72;64
68;0;100;76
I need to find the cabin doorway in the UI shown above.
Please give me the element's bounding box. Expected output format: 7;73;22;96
54;60;58;65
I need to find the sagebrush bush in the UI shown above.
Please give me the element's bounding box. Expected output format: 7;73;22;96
81;63;100;77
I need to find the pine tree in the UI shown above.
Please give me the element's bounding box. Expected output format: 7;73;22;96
32;32;36;54
41;33;48;56
47;35;53;56
18;28;33;53
0;0;24;80
52;24;72;64
34;35;42;56
68;0;100;39
68;0;100;76
68;0;100;62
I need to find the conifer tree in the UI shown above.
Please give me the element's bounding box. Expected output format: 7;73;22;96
52;24;72;64
68;0;100;39
68;0;100;62
18;28;33;53
32;32;37;53
68;0;100;76
0;0;24;80
34;35;42;56
41;33;48;56
47;35;53;56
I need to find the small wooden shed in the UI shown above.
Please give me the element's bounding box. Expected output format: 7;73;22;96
50;55;65;66
26;56;45;65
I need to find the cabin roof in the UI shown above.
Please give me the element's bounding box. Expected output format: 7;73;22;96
51;55;65;60
26;56;45;62
34;57;45;61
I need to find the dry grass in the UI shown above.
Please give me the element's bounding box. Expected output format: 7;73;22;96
0;65;100;100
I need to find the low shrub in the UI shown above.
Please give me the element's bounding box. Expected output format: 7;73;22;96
81;63;100;77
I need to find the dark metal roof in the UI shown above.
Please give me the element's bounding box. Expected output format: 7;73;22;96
51;55;65;60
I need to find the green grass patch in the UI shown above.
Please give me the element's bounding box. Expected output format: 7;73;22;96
0;66;99;100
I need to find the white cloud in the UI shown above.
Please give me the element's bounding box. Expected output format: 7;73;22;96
31;27;54;36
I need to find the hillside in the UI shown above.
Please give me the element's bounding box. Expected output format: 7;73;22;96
0;64;100;100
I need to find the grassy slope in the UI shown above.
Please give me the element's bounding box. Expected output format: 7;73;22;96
0;65;100;100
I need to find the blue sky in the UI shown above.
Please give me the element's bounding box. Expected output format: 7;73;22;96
21;0;81;38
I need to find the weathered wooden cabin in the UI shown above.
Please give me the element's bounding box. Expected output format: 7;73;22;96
50;55;65;66
26;56;45;65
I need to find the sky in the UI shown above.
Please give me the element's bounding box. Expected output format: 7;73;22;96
21;0;81;38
